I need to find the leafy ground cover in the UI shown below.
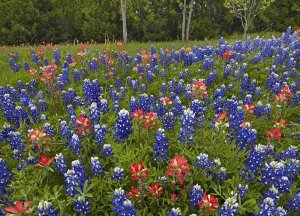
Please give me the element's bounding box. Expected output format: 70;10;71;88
0;28;300;215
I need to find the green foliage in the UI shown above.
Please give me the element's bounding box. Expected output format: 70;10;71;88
0;0;297;45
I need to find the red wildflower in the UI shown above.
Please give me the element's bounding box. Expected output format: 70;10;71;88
198;193;219;211
222;50;232;62
5;201;33;215
36;155;55;167
41;69;54;83
28;67;37;76
170;193;178;201
130;162;149;181
190;80;208;99
148;183;163;198
274;86;294;104
243;103;255;115
131;109;144;120
266;128;283;141
75;115;92;135
142;112;157;129
240;121;252;128
28;129;51;149
273;118;288;129
215;111;228;123
162;97;172;106
127;187;141;200
166;155;190;185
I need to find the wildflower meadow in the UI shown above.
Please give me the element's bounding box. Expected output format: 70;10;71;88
1;27;300;215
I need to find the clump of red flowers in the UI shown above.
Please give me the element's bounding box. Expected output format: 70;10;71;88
28;129;51;151
265;118;287;142
35;154;55;168
127;187;141;201
190;80;208;100
273;118;288;129
274;86;294;104
142;112;157;130
222;50;232;62
148;183;163;198
166;155;190;185
243;103;255;116
162;97;172;106
198;193;219;211
5;201;33;215
75;115;92;135
266;128;283;142
131;110;158;130
130;162;149;181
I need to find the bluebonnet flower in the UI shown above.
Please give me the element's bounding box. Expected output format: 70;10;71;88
74;195;91;215
241;73;249;92
218;193;239;216
39;100;48;112
112;188;131;215
173;97;183;116
242;144;274;181
73;69;81;82
178;109;196;144
8;132;25;159
111;167;125;181
55;153;67;174
44;123;54;136
29;105;40;122
90;157;103;176
94;124;109;148
90;102;100;124
261;160;292;193
236;126;257;149
117;199;136;216
0;158;13;195
262;185;281;203
285;192;300;214
238;184;248;198
254;101;264;117
70;133;82;156
64;160;88;197
168;207;182;216
153;128;169;163
214;167;227;182
255;197;287;216
114;109;132;142
162;112;175;131
189;184;203;207
26;155;36;165
102;144;113;158
99;99;109;114
203;57;214;70
20;89;32;106
206;70;217;86
194;153;213;170
53;48;61;64
37;201;58;216
74;96;85;106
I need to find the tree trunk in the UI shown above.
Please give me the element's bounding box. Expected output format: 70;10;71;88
182;0;187;42
186;0;194;41
121;0;127;44
243;19;248;39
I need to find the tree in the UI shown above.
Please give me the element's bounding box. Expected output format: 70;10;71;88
181;0;187;42
120;0;128;44
224;0;275;38
186;0;195;41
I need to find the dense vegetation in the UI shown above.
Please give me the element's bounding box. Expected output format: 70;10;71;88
0;0;299;45
0;28;300;215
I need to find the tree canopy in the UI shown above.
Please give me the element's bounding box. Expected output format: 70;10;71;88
0;0;298;45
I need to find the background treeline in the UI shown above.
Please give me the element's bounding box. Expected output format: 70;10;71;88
0;0;299;45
